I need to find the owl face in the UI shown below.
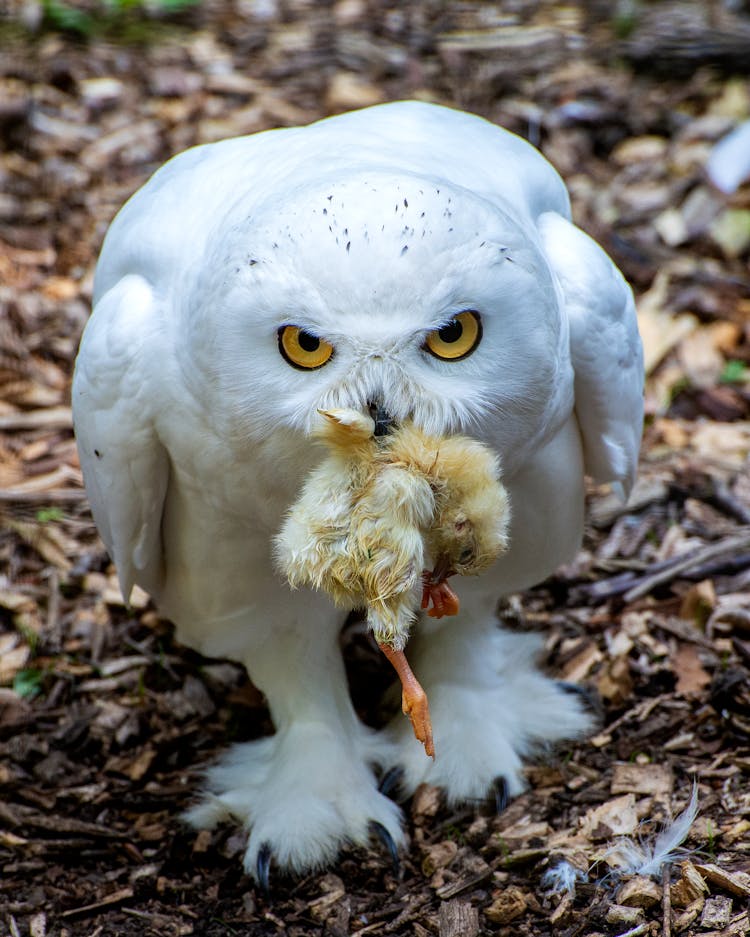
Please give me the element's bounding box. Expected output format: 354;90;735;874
185;172;573;467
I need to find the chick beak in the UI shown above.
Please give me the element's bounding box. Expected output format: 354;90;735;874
368;400;393;437
430;552;456;584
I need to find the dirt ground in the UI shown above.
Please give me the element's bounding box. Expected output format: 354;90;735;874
1;2;750;935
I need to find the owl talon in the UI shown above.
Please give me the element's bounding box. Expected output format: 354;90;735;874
256;841;272;897
493;775;510;814
369;820;401;875
558;680;602;720
378;765;404;800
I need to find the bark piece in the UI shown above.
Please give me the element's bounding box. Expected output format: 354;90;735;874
671;860;710;907
484;887;528;924
616;875;663;908
439;900;479;937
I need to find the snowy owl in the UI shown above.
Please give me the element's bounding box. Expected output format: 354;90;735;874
72;101;643;884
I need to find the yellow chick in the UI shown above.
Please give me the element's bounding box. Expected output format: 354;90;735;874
274;408;510;756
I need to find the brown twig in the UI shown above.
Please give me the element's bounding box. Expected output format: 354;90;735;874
623;530;750;601
662;863;672;937
0;488;86;504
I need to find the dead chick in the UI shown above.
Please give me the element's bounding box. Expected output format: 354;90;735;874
274;408;437;649
274;408;510;756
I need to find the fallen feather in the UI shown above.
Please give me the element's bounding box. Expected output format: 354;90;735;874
604;783;699;877
706;120;750;194
541;859;588;896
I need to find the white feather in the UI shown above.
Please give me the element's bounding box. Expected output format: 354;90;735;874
603;783;700;877
542;859;588;895
706;120;750;194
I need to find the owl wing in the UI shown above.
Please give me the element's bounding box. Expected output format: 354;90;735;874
538;212;644;498
72;274;169;601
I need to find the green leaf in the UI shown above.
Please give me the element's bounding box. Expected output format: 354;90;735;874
42;0;94;35
154;0;200;9
720;359;747;385
35;507;64;523
13;668;44;699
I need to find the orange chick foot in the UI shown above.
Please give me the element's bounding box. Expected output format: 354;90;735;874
378;642;435;758
421;575;460;618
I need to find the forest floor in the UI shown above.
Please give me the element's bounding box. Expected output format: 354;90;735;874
1;2;750;936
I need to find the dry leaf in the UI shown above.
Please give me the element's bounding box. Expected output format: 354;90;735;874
637;272;699;375
596;655;633;705
673;643;712;697
0;636;31;685
580;794;639;839
679;579;717;625
611;763;674;797
678;327;726;389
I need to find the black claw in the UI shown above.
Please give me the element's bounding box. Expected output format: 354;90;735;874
256;842;272;898
370;820;400;876
493;775;510;815
558;681;602;718
378;766;404;800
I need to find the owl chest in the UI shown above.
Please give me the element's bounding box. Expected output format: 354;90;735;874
161;422;315;538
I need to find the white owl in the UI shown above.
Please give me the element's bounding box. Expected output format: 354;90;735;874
72;101;643;884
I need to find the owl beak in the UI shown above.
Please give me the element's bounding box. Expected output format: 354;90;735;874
368;400;393;437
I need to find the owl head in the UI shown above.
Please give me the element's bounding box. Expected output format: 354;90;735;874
181;171;573;473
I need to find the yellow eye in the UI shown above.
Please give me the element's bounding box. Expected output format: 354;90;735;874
424;311;482;361
278;326;334;370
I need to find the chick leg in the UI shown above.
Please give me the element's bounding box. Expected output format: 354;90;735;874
421;574;460;618
378;642;435;759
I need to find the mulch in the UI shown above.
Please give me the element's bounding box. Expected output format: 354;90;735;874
1;2;749;935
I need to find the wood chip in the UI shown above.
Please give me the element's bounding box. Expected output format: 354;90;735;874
59;887;134;918
484;887;528;924
671;860;710;907
580;794;639;839
435;859;492;899
673;898;705;932
616;876;662;908
0;407;73;430
674;643;712;697
693;863;750;898
606;903;645;926
308;874;346;921
700;895;733;928
611;763;674;797
422;841;459;875
439;900;479;937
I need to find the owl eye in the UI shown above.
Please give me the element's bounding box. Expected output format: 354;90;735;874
424;311;482;361
278;325;334;370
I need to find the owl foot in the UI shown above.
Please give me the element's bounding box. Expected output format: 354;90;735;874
385;629;596;805
184;722;405;880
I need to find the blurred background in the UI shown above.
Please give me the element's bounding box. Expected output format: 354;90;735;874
1;2;750;935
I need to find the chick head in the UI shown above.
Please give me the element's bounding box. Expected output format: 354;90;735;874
430;484;510;577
